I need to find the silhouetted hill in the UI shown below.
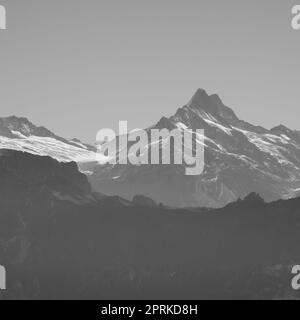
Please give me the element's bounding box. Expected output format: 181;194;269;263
0;150;300;299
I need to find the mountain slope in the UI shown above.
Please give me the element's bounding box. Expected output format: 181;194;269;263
0;149;97;207
0;116;97;164
90;89;300;207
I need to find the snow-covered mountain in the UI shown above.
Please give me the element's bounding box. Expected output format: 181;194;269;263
89;89;300;207
2;90;300;208
0;116;97;164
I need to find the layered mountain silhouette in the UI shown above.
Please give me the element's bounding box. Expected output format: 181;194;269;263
1;89;300;208
0;150;300;299
1;90;300;300
89;89;300;207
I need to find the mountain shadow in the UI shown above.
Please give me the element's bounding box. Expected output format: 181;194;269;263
0;150;300;299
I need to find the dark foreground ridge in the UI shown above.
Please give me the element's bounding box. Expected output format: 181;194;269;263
0;150;300;299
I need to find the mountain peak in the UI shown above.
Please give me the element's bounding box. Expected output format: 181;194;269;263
186;89;239;122
243;193;265;204
0;115;55;138
4;115;30;122
271;124;292;133
187;88;210;108
209;94;224;106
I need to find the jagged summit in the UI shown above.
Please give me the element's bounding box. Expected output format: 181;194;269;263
271;124;293;134
270;124;300;142
187;88;210;107
0;115;56;138
4;115;30;122
186;89;239;122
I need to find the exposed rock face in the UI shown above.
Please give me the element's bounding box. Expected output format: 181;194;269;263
0;149;92;198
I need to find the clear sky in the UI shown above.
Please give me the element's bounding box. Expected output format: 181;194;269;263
0;0;299;142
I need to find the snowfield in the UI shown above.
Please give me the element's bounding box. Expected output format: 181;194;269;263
0;135;97;163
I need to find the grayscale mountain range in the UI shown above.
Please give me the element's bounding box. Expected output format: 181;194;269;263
1;89;300;208
0;90;299;300
2;0;300;305
90;89;300;207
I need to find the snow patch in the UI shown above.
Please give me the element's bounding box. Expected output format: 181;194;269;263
0;135;97;163
202;118;232;135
